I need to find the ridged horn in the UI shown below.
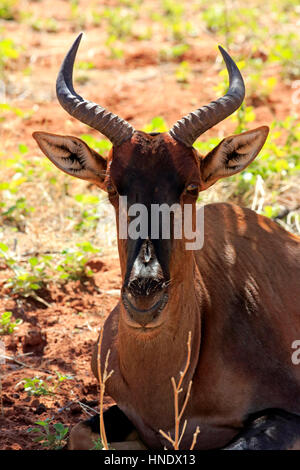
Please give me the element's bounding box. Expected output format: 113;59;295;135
56;33;135;146
169;46;245;147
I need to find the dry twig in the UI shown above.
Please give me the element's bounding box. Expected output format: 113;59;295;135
97;327;114;450
0;375;3;417
159;331;200;450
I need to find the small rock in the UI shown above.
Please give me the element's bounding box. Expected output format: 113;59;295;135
2;394;14;406
21;326;47;354
31;398;40;408
85;258;104;273
70;403;82;415
6;336;18;352
22;415;35;425
35;403;47;415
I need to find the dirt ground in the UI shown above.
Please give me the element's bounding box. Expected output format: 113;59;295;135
1;254;121;449
0;0;299;450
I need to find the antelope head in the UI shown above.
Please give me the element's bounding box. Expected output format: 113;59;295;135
33;34;269;331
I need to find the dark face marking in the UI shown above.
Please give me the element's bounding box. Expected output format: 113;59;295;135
109;131;200;326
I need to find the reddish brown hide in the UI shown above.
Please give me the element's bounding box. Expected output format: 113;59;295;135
89;134;300;449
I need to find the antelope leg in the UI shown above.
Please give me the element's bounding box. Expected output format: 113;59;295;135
223;409;300;450
69;405;146;450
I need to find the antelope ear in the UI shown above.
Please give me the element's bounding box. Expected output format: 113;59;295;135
200;126;269;190
32;132;107;189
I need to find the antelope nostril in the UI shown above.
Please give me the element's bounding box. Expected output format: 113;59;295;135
127;277;165;297
143;241;151;264
126;239;166;294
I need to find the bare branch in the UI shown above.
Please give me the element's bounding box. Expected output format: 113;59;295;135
159;331;200;450
190;426;200;450
97;327;114;450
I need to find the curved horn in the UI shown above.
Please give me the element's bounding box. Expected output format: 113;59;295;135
168;46;245;147
56;33;135;146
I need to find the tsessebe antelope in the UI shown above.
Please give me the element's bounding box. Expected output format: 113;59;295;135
33;34;300;450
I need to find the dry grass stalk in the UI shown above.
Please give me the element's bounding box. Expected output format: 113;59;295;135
190;426;200;450
0;342;4;417
0;375;3;417
159;331;200;450
97;327;114;450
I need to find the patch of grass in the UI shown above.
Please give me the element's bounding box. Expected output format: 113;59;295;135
92;438;105;450
73;193;99;233
76;60;95;71
1;196;35;231
105;35;125;60
21;372;73;396
30;17;58;33
196;112;300;223
142;116;168;133
0;242;51;305
103;7;135;40
0;103;33;120
69;0;86;29
79;135;112;156
28;419;69;450
0;0;18;20
0;38;19;73
22;377;52;397
175;60;191;84
56;242;99;281
0;311;22;335
49;371;73;393
159;44;189;62
269;32;300;79
231;104;256;134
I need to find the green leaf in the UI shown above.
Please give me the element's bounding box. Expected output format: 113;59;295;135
35;420;50;426
53;423;65;433
0;242;9;252
19;144;28;154
29;257;39;267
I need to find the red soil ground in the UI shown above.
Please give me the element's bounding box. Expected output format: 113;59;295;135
1;255;120;449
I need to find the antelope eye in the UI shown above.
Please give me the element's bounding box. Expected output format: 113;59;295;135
107;184;117;195
185;184;199;195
